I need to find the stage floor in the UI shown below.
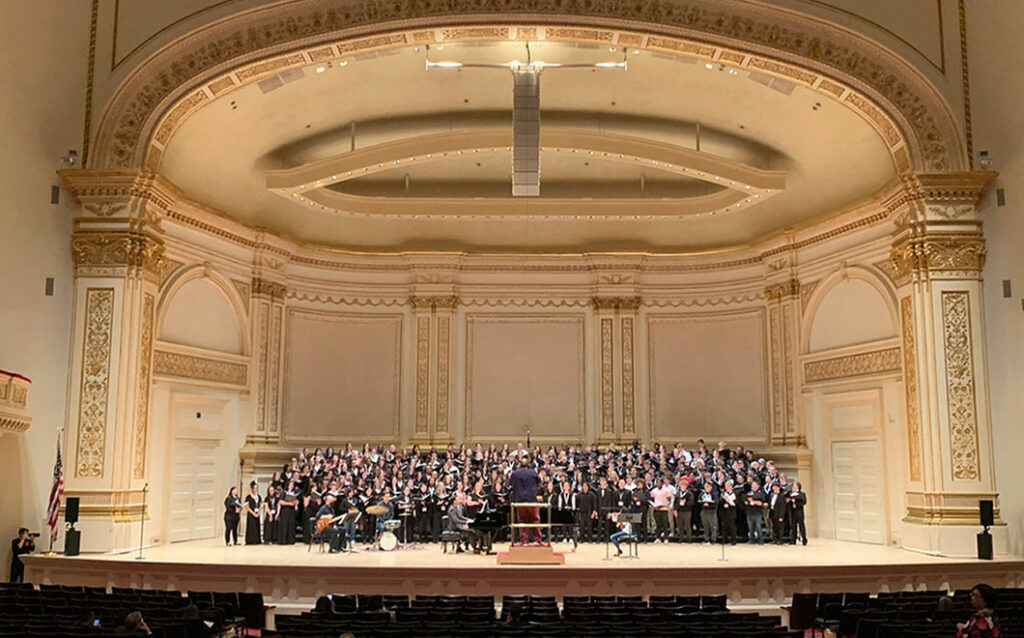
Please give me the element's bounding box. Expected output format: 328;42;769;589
25;538;1024;610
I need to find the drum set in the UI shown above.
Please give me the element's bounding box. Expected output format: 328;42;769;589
365;504;416;552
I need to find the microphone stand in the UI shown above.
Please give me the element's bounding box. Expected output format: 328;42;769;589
136;483;148;560
602;508;613;561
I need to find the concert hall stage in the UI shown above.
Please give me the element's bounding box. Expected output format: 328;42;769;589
25;539;1024;612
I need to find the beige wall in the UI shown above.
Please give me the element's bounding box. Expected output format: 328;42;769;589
969;0;1024;555
0;1;88;559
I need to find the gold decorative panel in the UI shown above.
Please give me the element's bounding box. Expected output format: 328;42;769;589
132;293;154;479
415;316;430;435
435;315;451;435
769;306;783;436
268;305;283;433
901;296;923;482
152;350;248;386
941;291;980;481
255;302;269;431
76;288;115;478
782;303;796;435
621;317;635;435
804;347;901;383
600;317;614;434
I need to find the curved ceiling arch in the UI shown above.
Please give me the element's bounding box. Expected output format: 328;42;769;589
88;0;964;175
265;128;786;218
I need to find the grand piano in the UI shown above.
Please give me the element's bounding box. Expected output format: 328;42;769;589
469;505;579;551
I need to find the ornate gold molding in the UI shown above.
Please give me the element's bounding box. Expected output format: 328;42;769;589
621;317;635;435
255;302;270;431
414;316;430;435
152;349;248;386
76;288;114;478
941;291;981;481
901;296;924;483
593;296;642;311
765;279;800;301
132;293;154;479
804;347;901;383
882;172;995;218
435;315;451;436
71;231;165;279
769;306;783;438
905;490;1001;526
90;1;965;175
889;231;986;282
600;317;614;435
61;489;148;523
0;372;32;436
410;295;460;310
268;305;283;434
251;277;287;300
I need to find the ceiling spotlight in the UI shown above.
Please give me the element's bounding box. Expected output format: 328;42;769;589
704;62;714;70
315;66;326;73
339;60;348;66
728;68;738;75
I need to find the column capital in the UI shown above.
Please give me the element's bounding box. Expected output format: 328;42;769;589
889;227;986;285
764;278;800;302
409;295;459;311
592;296;642;311
251;277;287;300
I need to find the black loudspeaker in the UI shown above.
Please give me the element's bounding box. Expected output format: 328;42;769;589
64;497;79;524
64;529;81;557
980;499;994;527
977;531;993;560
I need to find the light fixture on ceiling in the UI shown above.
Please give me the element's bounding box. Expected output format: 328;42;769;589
704;62;714;70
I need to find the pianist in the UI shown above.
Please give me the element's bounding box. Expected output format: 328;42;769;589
448;493;483;553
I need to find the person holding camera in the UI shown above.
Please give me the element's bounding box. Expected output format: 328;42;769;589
9;527;35;583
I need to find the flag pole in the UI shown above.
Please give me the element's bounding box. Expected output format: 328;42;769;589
44;429;62;556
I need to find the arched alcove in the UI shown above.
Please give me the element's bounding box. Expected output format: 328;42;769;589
159;276;244;354
807;271;897;353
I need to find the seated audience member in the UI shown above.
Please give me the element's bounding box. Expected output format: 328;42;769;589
957;584;1001;638
609;512;633;556
115;611;151;636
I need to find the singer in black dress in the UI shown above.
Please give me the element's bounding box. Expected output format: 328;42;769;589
223;487;241;546
244;482;262;545
264;486;279;544
277;482;299;545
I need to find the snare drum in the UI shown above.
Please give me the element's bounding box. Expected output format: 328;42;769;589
378;531;398;551
384;519;401;532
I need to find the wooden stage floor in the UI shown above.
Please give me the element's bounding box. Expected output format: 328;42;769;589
24;538;1024;609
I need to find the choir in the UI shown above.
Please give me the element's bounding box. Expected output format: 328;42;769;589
223;439;808;549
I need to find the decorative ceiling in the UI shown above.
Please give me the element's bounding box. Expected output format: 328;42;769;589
159;40;897;251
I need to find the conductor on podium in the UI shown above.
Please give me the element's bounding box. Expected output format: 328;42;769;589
510;454;543;545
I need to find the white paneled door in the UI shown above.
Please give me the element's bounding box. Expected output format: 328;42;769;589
168;438;219;543
831;440;886;544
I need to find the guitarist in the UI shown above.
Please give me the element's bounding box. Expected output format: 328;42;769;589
315;494;346;553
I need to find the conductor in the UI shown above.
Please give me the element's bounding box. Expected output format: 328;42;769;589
510;454;543;545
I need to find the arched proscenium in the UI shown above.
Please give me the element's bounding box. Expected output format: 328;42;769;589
89;1;965;175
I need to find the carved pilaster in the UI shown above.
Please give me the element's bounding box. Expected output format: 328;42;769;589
887;172;1001;552
592;296;641;443
409;295;459;445
765;279;800;445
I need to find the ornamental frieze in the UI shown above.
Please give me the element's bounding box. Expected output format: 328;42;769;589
410;295;460;310
764;279;800;301
152;350;248;387
251;277;287;300
592;296;642;311
889;233;986;282
803;347;901;384
71;232;165;279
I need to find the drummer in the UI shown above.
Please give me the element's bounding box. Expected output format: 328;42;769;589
373;491;395;538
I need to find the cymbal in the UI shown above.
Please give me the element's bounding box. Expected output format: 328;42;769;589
347;508;359;514
366;505;389;515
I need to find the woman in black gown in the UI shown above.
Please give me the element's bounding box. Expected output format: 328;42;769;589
277;481;298;545
223;487;241;546
264;485;279;544
244;481;262;545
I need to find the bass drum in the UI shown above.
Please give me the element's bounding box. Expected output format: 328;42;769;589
378;531;398;551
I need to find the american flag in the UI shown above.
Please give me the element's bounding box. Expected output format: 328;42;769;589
47;438;64;540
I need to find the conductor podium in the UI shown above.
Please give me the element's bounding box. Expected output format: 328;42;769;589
497;502;566;565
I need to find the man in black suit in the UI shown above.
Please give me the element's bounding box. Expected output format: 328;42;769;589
596;477;617;542
787;481;808;545
768;483;787;545
674;481;695;543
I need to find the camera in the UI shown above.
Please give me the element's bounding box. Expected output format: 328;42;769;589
27;532;40;538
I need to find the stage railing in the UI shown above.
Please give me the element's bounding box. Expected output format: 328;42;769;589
509;501;551;547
